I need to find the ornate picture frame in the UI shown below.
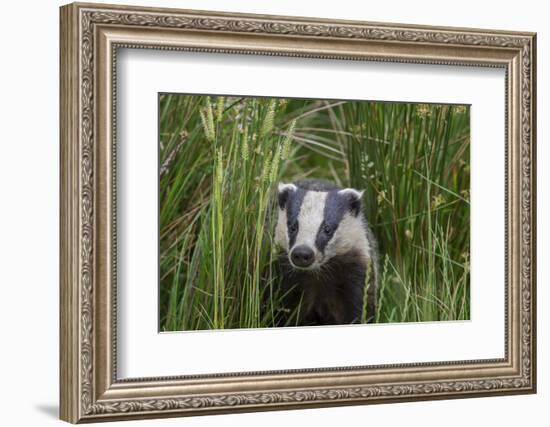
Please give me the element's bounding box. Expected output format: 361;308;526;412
60;2;536;423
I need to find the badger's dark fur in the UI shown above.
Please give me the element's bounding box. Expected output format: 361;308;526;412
274;179;379;326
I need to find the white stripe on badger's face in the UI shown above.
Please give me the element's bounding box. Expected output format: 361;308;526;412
324;212;370;263
293;191;327;267
275;183;297;252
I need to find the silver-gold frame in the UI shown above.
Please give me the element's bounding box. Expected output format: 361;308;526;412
60;2;537;423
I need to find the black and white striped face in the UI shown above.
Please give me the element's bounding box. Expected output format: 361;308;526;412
275;183;368;270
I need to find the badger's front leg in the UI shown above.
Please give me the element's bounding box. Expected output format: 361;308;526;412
324;267;366;325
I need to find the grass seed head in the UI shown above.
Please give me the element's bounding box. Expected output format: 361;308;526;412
415;104;432;118
281;119;296;160
200;99;216;143
261;151;272;183
260;99;277;139
452;105;468;114
270;146;282;183
216;96;225;123
431;193;445;210
216;147;224;185
241;126;249;162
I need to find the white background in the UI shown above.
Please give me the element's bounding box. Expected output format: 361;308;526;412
118;50;505;377
0;0;546;426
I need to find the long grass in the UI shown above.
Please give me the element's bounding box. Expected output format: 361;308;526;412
159;95;470;331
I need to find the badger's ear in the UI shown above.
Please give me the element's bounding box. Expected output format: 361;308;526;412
338;188;364;216
278;183;297;209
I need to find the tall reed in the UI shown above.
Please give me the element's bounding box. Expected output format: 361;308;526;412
345;102;470;322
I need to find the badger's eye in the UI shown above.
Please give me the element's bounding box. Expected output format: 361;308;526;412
322;224;332;235
288;222;298;234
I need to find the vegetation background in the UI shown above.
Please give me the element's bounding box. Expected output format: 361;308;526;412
159;94;470;331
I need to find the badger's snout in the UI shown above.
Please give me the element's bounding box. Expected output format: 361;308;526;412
290;245;315;268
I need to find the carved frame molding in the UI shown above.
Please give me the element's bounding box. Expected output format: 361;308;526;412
60;2;536;423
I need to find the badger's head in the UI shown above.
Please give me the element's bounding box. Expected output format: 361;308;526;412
275;182;368;270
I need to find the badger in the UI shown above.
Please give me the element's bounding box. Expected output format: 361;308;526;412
274;179;379;326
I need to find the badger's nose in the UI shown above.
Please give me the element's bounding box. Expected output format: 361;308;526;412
290;245;315;268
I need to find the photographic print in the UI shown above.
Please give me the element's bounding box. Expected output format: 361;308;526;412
159;95;471;331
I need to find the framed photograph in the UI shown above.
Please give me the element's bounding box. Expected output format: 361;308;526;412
60;2;537;423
